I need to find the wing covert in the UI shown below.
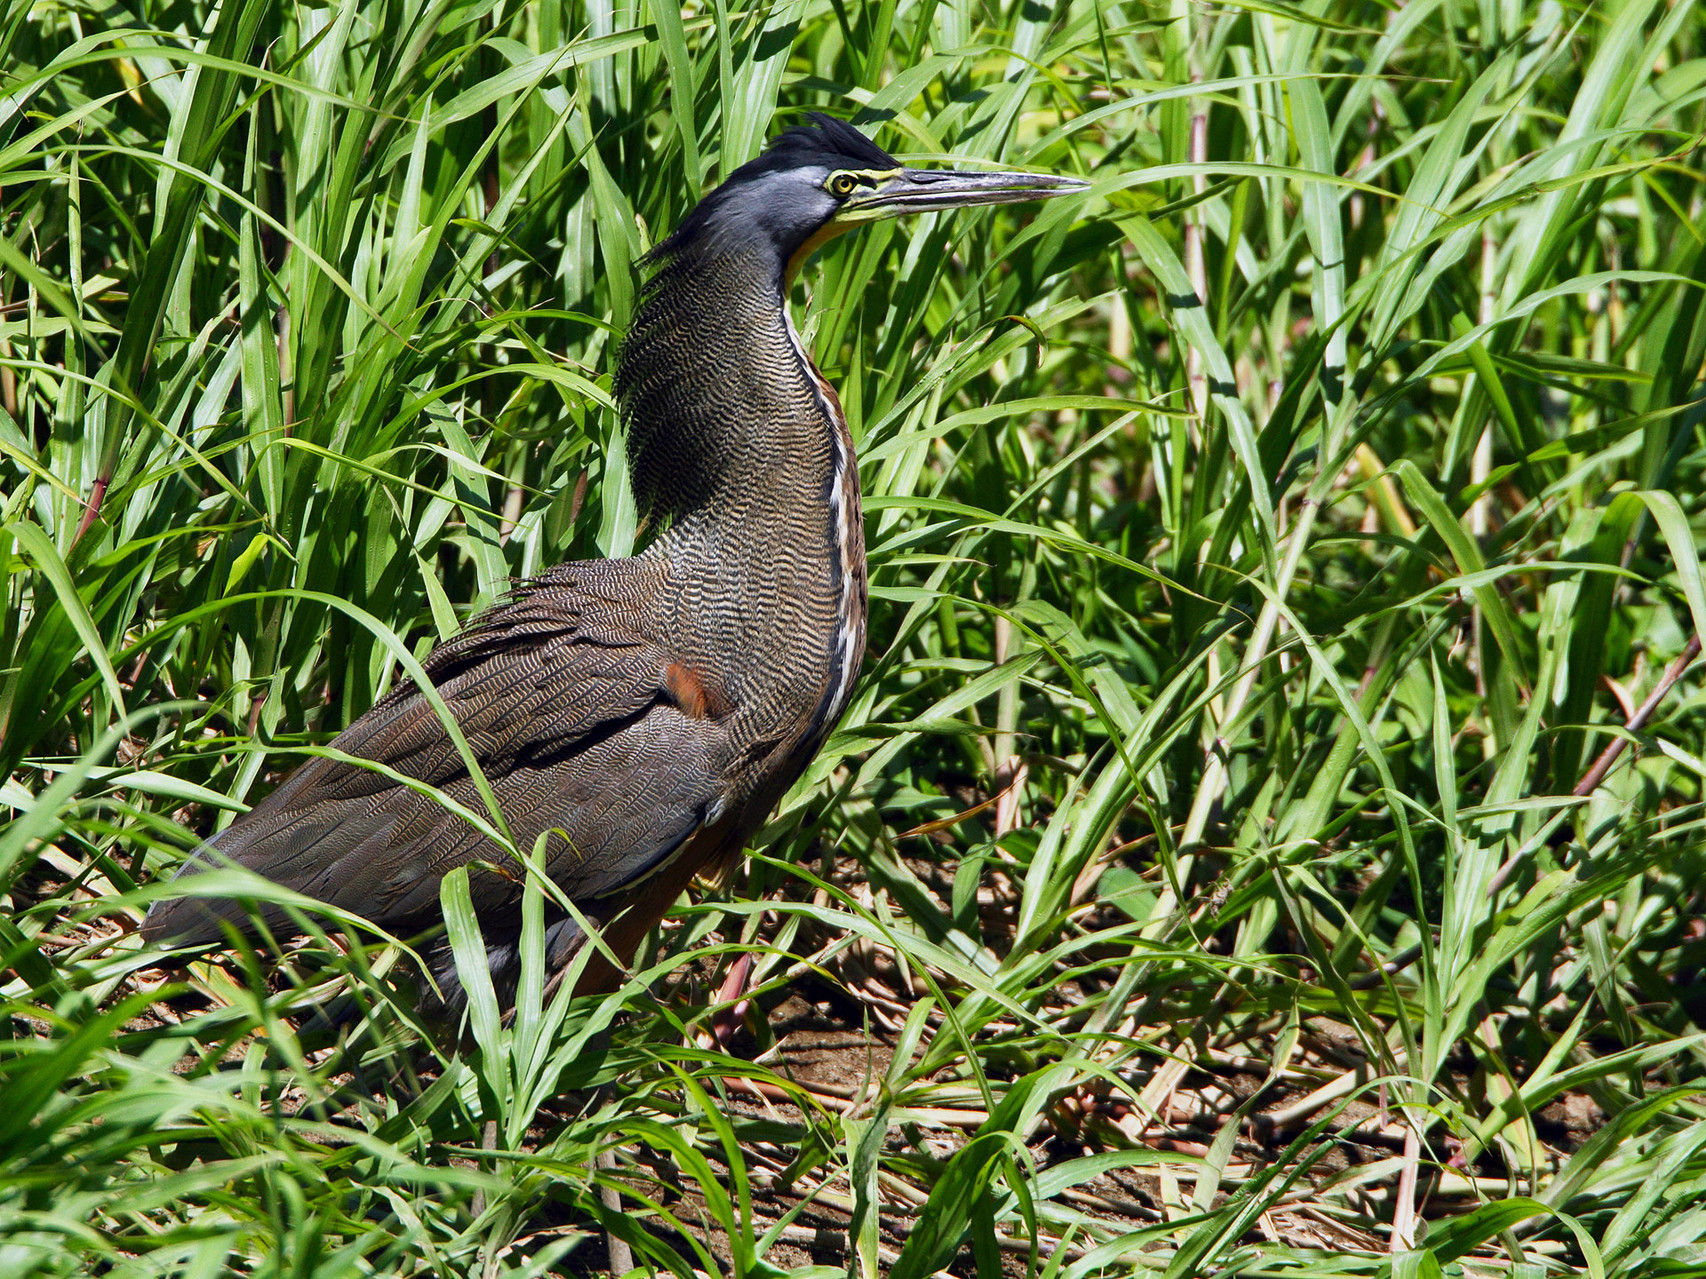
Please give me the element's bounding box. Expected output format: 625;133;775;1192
141;558;729;944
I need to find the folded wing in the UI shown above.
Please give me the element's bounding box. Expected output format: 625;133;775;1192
142;560;726;944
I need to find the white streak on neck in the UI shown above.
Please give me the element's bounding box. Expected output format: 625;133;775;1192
780;297;862;736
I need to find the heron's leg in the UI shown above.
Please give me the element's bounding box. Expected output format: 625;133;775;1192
707;951;755;1048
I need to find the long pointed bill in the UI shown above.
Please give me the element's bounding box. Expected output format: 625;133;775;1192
836;168;1089;224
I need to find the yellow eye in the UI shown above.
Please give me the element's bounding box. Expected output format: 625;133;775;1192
828;173;859;197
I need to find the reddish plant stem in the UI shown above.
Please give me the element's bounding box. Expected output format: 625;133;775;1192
1573;635;1701;797
72;474;110;546
1487;634;1701;900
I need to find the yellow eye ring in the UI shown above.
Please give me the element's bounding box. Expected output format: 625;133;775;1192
829;173;859;197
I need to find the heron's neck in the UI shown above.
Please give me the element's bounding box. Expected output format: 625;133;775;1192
617;246;849;542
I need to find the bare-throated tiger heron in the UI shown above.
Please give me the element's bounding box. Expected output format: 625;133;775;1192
142;115;1085;1000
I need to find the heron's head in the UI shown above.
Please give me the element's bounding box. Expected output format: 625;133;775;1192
650;113;1087;285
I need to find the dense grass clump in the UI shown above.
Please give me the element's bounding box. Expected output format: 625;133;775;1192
5;0;1706;1273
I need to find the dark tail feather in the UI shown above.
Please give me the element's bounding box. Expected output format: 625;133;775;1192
427;915;586;1014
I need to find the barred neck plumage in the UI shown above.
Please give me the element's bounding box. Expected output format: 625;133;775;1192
615;232;868;749
616;241;856;541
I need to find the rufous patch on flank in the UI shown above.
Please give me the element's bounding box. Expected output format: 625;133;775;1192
664;661;730;720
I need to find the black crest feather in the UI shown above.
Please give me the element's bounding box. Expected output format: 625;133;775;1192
759;112;898;172
647;113;897;263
